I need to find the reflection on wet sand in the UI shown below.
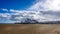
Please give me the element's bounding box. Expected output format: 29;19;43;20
0;24;60;34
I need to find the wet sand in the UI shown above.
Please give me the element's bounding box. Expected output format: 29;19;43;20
0;24;60;34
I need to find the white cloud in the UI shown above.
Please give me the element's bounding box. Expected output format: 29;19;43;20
29;0;60;11
9;9;60;22
0;13;12;23
0;13;10;18
0;9;60;23
1;0;60;23
2;8;8;11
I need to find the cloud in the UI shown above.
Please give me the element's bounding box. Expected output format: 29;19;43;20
9;9;60;22
0;13;11;23
1;0;60;23
1;8;8;11
0;9;60;23
29;0;60;11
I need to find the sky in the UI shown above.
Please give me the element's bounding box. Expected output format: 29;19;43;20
0;0;60;23
0;0;35;10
